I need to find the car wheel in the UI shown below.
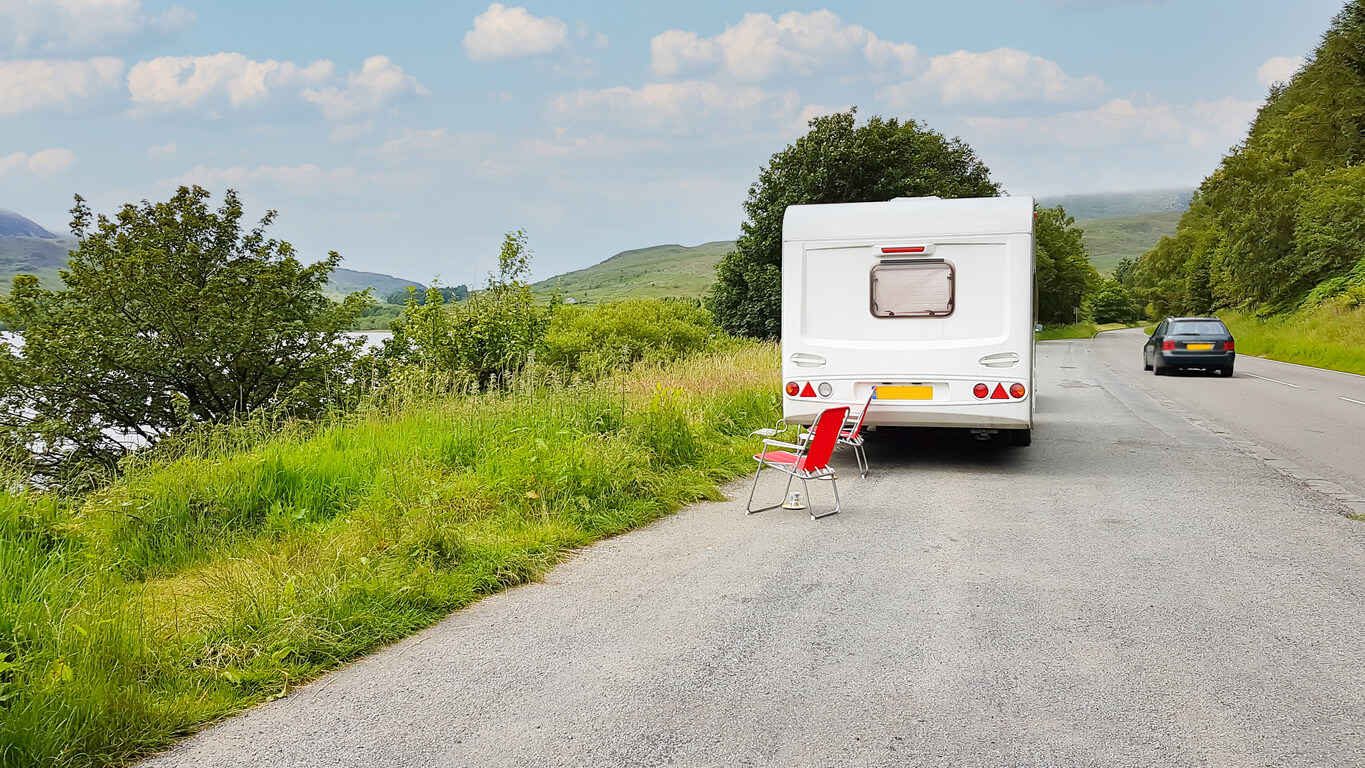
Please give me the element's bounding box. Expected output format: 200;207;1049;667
1153;361;1166;376
1008;428;1032;446
1143;352;1152;371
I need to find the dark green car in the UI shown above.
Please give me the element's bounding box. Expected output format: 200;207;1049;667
1144;317;1236;377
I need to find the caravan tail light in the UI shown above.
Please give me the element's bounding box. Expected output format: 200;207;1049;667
817;382;832;397
990;384;1009;400
882;246;926;255
785;382;800;396
799;382;817;398
1010;383;1026;399
973;383;989;399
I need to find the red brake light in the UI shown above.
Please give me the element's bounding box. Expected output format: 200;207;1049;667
881;246;926;254
785;381;799;396
1161;340;1175;351
1224;340;1235;351
1010;383;1026;399
973;383;988;399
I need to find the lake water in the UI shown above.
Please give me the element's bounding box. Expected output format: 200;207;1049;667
2;331;391;351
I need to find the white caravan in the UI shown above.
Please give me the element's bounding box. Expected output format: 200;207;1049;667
781;196;1036;445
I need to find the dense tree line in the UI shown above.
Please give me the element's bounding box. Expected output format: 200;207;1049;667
1134;1;1365;315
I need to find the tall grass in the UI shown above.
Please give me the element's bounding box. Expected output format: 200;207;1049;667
0;342;780;768
1220;305;1365;375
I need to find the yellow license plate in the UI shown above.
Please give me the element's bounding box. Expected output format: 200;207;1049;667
1186;343;1214;351
875;386;933;400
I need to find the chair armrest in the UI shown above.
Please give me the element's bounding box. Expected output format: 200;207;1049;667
750;427;780;437
760;439;804;451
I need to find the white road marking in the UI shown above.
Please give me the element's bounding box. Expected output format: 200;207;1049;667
1341;397;1365;406
1243;372;1300;389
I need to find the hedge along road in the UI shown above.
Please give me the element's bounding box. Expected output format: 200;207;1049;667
141;340;1365;767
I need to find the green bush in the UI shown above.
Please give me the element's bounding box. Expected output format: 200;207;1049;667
539;298;724;378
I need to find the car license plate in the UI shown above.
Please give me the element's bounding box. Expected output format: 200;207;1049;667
875;385;933;400
1186;343;1213;351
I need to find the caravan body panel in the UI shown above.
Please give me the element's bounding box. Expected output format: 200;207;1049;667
781;196;1036;430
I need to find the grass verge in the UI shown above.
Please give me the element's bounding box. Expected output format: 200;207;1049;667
0;342;780;768
1036;322;1140;341
1218;306;1365;375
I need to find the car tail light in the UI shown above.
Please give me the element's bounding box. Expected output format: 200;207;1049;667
1224;340;1235;351
1009;383;1026;399
990;384;1009;400
973;383;989;399
1161;340;1175;351
785;382;799;396
800;382;816;398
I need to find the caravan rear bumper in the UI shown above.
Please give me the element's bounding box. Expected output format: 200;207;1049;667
784;397;1032;429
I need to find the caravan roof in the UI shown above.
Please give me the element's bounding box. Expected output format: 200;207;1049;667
782;196;1035;243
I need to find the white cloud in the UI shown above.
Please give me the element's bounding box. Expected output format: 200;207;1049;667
464;3;568;61
882;48;1105;106
1257;55;1305;87
963;96;1259;150
147;142;176;158
551;81;801;135
0;0;192;54
650;11;919;81
0;57;124;114
128;53;334;110
368;127;452;158
302;56;428;120
165;164;360;195
0;148;78;177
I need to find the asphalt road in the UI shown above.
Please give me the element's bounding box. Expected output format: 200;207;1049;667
1091;328;1365;505
141;339;1365;767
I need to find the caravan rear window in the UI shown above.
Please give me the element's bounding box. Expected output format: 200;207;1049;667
870;260;954;318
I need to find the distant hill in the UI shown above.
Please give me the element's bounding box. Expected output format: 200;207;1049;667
0;206;424;296
1038;188;1193;220
532;241;734;303
0;209;58;239
1080;211;1183;274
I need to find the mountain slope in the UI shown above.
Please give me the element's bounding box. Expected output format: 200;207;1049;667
0;209;57;239
532;241;734;303
1080;211;1183;274
1038;188;1193;220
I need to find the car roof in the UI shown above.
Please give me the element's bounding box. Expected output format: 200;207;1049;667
1167;316;1225;322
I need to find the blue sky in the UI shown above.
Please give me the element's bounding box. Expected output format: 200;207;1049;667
0;0;1347;286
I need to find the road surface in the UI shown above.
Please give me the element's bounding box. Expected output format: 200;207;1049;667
141;338;1365;767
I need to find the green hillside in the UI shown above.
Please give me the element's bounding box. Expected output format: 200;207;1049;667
532;241;734;303
0;233;423;299
1079;211;1183;274
1039;188;1192;220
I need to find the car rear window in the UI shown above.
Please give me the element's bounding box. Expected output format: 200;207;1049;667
870;261;954;317
1169;320;1228;336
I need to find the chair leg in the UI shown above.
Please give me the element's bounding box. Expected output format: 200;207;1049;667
855;443;868;478
811;473;841;520
746;460;794;515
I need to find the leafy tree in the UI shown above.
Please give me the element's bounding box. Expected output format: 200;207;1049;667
385;285;468;306
707;109;1000;338
0;186;369;481
384;230;551;388
1088;279;1140;324
1034;205;1100;324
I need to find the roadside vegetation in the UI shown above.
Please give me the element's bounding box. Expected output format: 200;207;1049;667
1219;307;1365;375
1036;322;1141;341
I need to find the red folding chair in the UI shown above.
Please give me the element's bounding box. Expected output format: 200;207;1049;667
745;405;849;520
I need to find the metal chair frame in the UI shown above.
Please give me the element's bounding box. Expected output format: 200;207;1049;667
745;405;849;520
797;392;875;478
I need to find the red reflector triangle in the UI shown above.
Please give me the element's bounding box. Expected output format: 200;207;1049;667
800;383;816;398
990;384;1009;400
